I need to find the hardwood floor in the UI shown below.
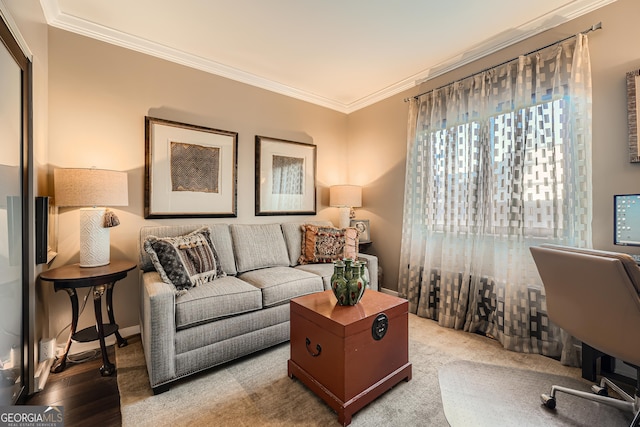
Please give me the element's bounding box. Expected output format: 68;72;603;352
26;346;121;427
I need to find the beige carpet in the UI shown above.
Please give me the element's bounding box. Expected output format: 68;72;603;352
116;315;628;426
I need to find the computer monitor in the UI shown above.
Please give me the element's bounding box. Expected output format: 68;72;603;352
614;193;640;246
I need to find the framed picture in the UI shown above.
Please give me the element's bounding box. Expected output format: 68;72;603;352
350;219;370;243
255;135;316;215
145;116;238;218
627;69;640;163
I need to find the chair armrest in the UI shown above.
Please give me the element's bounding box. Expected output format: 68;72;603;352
140;271;176;387
357;253;379;291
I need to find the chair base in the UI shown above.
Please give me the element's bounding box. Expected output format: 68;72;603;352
541;376;639;426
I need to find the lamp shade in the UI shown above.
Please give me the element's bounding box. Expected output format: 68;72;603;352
54;168;128;267
329;185;362;208
54;168;128;207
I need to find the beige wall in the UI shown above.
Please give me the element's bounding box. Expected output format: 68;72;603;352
46;28;350;339
348;0;640;292
347;96;409;289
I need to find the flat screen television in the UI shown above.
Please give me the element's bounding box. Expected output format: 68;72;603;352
614;193;640;246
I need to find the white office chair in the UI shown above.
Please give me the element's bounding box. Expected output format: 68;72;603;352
530;244;640;426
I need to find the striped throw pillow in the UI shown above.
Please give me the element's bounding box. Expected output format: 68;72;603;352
144;226;225;292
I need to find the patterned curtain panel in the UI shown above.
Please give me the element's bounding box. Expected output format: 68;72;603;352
398;34;592;364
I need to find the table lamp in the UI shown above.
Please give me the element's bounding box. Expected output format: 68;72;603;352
54;168;128;267
330;185;362;228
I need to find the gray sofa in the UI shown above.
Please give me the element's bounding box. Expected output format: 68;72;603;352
138;222;378;393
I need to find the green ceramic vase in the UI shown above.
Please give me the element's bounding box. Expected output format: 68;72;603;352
332;258;366;306
347;261;366;305
331;261;349;305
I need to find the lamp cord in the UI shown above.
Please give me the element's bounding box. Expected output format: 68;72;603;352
53;286;101;363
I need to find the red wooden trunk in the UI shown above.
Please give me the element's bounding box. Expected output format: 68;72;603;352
288;290;412;426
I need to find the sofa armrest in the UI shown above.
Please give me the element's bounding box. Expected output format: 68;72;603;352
140;271;176;388
357;253;379;291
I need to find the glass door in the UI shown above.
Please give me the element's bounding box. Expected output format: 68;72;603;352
0;10;30;403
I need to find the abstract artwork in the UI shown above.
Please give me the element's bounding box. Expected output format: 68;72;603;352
170;142;220;193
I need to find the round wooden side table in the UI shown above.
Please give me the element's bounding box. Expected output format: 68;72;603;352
40;259;136;376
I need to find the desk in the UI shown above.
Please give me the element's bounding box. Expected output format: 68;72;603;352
582;342;636;391
40;260;136;376
582;342;614;382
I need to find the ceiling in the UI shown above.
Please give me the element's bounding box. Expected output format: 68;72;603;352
40;0;615;113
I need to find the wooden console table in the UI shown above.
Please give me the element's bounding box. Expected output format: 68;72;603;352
40;260;135;376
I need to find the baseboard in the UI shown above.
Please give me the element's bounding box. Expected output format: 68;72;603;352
57;325;141;356
33;358;55;392
379;287;398;297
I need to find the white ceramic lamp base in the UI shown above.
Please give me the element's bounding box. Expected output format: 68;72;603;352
337;207;351;229
79;207;110;267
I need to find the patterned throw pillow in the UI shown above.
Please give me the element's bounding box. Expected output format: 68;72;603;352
143;226;225;292
298;224;359;264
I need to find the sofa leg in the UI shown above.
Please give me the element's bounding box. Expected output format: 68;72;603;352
152;384;170;395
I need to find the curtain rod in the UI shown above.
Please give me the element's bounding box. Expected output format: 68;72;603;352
404;21;602;102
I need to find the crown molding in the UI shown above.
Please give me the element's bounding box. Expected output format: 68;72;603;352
39;0;351;113
345;0;617;113
1;0;33;59
40;0;617;114
408;0;616;89
345;78;417;113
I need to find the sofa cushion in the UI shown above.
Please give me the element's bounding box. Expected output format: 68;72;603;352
144;226;225;292
281;221;333;266
175;276;263;330
175;304;290;354
139;224;237;275
298;225;359;264
295;263;334;290
230;224;290;273
238;266;323;307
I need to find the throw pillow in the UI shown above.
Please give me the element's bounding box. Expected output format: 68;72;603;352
298;224;359;264
143;226;225;292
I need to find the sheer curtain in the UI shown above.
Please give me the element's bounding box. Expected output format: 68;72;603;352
398;34;592;362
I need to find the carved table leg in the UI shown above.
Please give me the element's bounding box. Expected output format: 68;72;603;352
93;285;115;376
106;281;127;347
